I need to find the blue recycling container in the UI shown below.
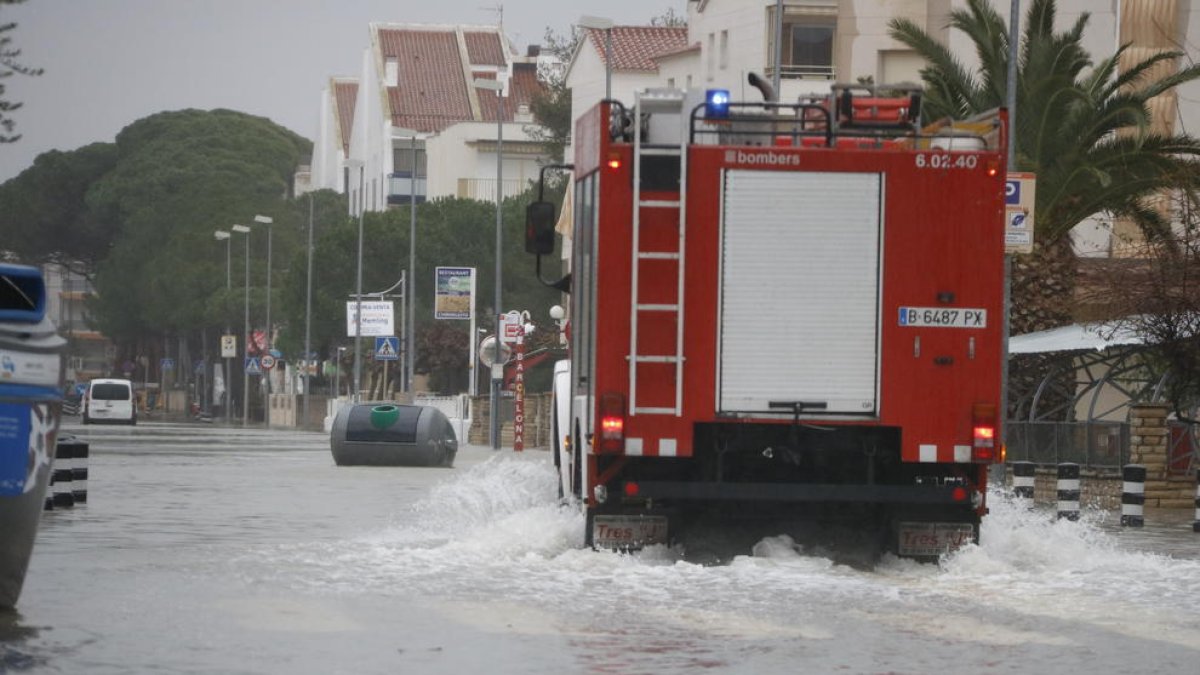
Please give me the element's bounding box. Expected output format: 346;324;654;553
0;264;66;609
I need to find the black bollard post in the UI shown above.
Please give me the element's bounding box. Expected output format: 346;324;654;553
1120;464;1145;527
62;436;89;504
1011;461;1035;506
1056;462;1080;521
1193;470;1199;534
49;441;75;509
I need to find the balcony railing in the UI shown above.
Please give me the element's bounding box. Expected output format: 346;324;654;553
457;178;528;202
763;63;836;80
388;172;427;205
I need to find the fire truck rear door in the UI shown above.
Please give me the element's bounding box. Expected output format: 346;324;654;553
718;170;882;415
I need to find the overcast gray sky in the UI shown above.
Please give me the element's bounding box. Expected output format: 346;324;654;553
0;0;681;183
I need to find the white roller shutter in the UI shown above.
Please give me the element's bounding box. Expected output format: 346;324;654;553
719;170;881;415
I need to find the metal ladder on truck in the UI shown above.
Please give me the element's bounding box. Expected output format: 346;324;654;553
629;89;688;417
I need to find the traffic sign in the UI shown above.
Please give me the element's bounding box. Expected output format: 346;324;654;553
1005;172;1036;254
375;336;399;361
245;356;262;375
260;354;276;370
160;357;175;371
220;335;236;358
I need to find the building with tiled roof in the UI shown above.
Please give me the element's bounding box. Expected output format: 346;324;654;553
312;22;553;212
566;25;689;141
309;77;358;194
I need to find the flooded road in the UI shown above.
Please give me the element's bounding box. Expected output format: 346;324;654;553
3;421;1199;674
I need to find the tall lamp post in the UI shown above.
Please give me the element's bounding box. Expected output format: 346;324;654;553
302;195;314;425
214;229;233;421
254;214;273;424
231;223;252;423
578;15;613;100
474;77;505;450
343;159;366;401
392;126;421;395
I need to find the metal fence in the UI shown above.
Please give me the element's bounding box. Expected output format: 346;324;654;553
1005;421;1130;468
1168;421;1198;475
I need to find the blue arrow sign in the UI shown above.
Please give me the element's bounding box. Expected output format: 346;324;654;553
375;336;399;361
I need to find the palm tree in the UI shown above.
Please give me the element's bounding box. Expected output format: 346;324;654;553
889;0;1200;335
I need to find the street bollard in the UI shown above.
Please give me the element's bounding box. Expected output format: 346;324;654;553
1056;462;1080;521
1120;464;1145;527
1193;472;1199;534
1011;461;1035;506
58;435;89;504
48;443;75;509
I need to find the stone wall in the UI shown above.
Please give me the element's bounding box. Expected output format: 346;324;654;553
1003;403;1196;512
1008;468;1123;510
1129;403;1197;509
469;393;553;448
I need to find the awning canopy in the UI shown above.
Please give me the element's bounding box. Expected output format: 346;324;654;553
1008;321;1145;355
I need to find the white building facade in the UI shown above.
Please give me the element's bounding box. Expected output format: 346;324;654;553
310;23;555;214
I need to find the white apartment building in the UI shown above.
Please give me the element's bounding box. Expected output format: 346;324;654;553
309;23;557;213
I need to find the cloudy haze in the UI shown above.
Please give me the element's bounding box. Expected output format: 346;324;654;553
0;0;681;183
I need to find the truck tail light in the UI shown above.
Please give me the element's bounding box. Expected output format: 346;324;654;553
597;392;626;454
607;152;622;171
972;403;997;462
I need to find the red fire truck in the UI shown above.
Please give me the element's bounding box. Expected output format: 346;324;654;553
526;81;1008;559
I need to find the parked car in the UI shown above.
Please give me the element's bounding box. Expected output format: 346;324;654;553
82;378;137;425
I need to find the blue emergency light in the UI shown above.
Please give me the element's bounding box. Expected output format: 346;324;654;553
705;89;731;118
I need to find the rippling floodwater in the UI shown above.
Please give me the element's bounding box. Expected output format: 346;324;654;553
3;422;1199;674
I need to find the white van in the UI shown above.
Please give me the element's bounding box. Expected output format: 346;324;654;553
82;378;136;425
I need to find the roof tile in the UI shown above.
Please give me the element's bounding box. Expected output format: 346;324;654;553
584;26;689;71
333;80;358;155
375;26;543;132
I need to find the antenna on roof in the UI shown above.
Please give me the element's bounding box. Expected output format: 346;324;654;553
479;3;503;29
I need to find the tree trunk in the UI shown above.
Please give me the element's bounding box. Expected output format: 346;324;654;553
1008;236;1079;420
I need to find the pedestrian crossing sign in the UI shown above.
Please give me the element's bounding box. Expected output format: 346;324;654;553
375;336;399;361
245;356;262;375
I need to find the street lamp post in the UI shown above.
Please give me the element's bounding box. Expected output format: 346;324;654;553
333;346;346;399
474;77;504;450
579;15;614;100
392;126;422;396
254;214;273;424
214;230;232;421
232;223;252;423
344;159;366;401
303;195;314;425
408;135;417;394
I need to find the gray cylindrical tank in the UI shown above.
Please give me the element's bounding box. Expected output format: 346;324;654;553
0;264;66;609
330;403;458;467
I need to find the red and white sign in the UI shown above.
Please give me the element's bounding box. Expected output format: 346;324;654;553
500;311;523;344
260;354;276;370
512;324;526;452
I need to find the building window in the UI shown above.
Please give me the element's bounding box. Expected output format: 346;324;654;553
720;30;729;70
392;147;427;177
767;6;836;80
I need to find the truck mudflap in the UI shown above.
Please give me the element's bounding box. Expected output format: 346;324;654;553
590;514;670;550
895;521;977;557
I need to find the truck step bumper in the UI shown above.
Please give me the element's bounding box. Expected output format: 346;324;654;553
633;481;972;505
